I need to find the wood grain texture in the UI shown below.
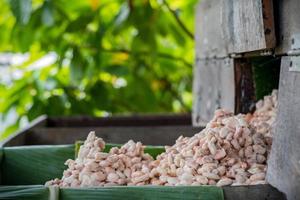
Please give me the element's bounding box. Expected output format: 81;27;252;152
262;0;276;49
3;115;196;147
234;58;256;114
274;0;300;55
46;115;192;127
222;0;276;54
23;126;202;146
196;0;276;58
267;56;300;200
195;0;228;59
193;58;235;126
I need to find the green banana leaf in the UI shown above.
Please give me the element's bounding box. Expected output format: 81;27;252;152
0;185;224;200
1;143;164;186
0;185;48;200
60;186;223;200
1;145;74;185
0;144;224;200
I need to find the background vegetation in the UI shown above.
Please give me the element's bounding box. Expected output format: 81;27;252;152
0;0;197;140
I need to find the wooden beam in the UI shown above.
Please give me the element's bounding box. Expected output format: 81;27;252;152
3;115;195;147
24;126;203;146
274;0;300;55
46;115;192;127
262;0;277;50
234;58;256;114
267;56;300;200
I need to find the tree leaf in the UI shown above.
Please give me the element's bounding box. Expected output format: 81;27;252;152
70;48;86;84
42;0;55;27
9;0;32;25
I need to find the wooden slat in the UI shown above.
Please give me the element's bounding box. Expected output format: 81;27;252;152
47;115;192;127
262;0;276;49
193;58;235;126
267;56;300;200
274;0;300;55
24;126;203;146
0;115;47;147
196;0;276;58
222;0;276;54
3;115;194;147
195;0;228;59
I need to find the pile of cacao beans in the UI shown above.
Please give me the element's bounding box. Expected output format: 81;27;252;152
46;90;277;187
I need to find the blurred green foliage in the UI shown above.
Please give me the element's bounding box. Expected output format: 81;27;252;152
0;0;197;140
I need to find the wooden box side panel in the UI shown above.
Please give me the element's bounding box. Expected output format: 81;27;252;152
267;56;300;200
222;0;276;54
275;0;300;55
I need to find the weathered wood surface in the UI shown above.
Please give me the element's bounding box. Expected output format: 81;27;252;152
223;185;286;200
0;115;47;147
21;126;202;146
2;115;202;147
47;115;192;127
261;0;277;51
195;0;228;59
234;58;256;114
222;0;276;54
193;58;235;126
274;0;300;55
195;0;276;58
267;56;300;200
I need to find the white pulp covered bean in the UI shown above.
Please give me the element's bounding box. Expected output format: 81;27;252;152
46;131;154;187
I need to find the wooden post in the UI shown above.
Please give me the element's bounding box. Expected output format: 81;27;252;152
234;58;256;114
274;0;300;55
267;56;300;200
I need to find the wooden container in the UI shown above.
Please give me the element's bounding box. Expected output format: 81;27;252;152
0;144;285;200
1;115;202;147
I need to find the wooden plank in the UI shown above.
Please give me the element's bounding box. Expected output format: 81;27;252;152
262;0;276;50
274;0;300;55
195;0;228;59
23;126;203;146
47;115;192;127
223;185;286;200
222;0;276;54
234;58;256;114
196;0;276;58
267;56;300;200
193;58;235;126
3;115;193;147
